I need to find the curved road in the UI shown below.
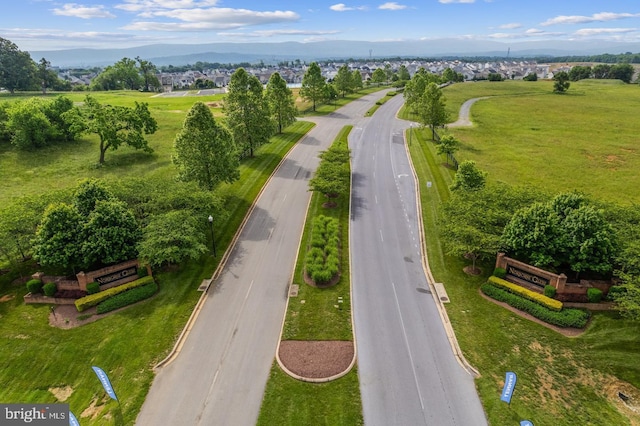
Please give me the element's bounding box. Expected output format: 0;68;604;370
136;91;389;426
349;94;487;425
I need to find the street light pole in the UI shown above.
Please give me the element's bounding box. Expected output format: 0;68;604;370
208;215;216;258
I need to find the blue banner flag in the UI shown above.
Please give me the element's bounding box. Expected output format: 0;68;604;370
520;421;534;426
69;410;80;426
500;371;517;404
92;366;118;401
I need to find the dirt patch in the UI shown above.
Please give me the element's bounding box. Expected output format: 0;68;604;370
463;266;482;276
49;386;73;402
279;340;354;379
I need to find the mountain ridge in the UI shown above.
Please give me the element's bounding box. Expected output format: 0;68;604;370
30;39;640;67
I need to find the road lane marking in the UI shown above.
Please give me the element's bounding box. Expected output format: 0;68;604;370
379;230;384;242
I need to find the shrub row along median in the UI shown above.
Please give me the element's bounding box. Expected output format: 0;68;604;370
305;215;340;285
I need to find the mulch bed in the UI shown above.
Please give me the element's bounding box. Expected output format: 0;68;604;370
279;340;354;379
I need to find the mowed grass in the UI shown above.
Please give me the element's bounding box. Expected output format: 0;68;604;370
406;81;640;425
442;79;640;204
0;88;315;425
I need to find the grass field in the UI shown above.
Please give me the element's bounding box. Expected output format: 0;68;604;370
406;79;640;425
441;79;640;204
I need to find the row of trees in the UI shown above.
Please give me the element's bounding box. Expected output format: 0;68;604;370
90;57;162;92
404;69;450;137
567;63;635;83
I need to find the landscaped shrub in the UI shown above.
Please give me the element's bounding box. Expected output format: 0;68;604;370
43;282;57;297
137;266;148;278
86;282;100;295
75;276;154;312
544;285;557;298
488;276;563;311
96;281;158;314
493;267;506;279
587;287;603;303
607;285;626;301
26;279;43;294
481;283;590;328
305;215;340;285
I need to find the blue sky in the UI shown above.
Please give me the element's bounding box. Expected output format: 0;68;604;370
3;0;640;51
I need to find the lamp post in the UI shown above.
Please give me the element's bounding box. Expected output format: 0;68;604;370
208;215;216;258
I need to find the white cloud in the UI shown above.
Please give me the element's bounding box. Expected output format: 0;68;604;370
573;27;637;37
330;3;367;12
115;0;219;12
52;3;116;19
498;23;521;30
379;2;407;10
439;0;475;4
541;12;640;27
219;29;341;38
486;28;565;39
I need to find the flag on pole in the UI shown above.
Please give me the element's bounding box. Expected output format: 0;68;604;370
92;366;118;401
69;410;80;426
500;371;517;404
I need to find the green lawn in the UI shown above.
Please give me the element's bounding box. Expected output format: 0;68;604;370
442;79;640;204
406;80;640;425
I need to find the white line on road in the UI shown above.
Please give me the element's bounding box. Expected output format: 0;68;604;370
379;229;384;242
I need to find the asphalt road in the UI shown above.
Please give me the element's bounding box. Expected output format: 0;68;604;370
135;91;388;426
350;94;488;425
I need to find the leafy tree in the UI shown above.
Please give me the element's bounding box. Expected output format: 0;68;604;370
323;83;338;106
487;73;504;81
42;96;78;142
173;102;239;190
73;178;114;217
333;64;353;97
592;64;612;79
523;72;538;81
450;160;486;192
372;68;386;86
136;56;161;92
265;72;297;134
113;57;143;90
81;200;140;268
137;211;207;267
442;68;457;83
309;144;351;206
612;272;640;321
404;69;430;114
568;65;592;81
501;202;563;268
6;98;54;149
417;82;450;139
0;37;36;93
33;203;84;273
300;62;326;112
609;63;635;83
66;95;157;164
553;71;570;93
436;134;459;166
397;65;410;82
351;70;364;92
225;68;274;158
37;58;55;94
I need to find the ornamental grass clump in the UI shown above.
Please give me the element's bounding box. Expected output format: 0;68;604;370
305;215;340;285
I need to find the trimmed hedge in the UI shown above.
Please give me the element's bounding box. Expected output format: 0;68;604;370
26;279;43;294
493;267;506;279
481;283;590;328
74;276;154;312
587;287;603;303
488;276;563;311
43;283;57;297
544;285;557;298
86;282;100;295
305;215;340;285
96;281;158;314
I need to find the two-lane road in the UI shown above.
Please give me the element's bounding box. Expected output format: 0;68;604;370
350;94;487;425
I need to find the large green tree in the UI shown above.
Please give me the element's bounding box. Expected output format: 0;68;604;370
418;82;450;139
333;64;353;97
73;178;114;217
553;71;570;93
265;72;297;134
224;68;274;158
450;160;486;192
0;37;36;93
612;272;640;321
136;56;161;92
173;102;239;190
300;62;326;112
81;200;140;268
33;203;84;273
66;95;157;164
352;70;364;92
371;68;386;86
137;211;207;267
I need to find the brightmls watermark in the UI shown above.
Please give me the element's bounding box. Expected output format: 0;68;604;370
0;404;68;425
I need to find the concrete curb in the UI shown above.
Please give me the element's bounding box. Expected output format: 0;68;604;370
153;125;313;372
403;124;481;378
